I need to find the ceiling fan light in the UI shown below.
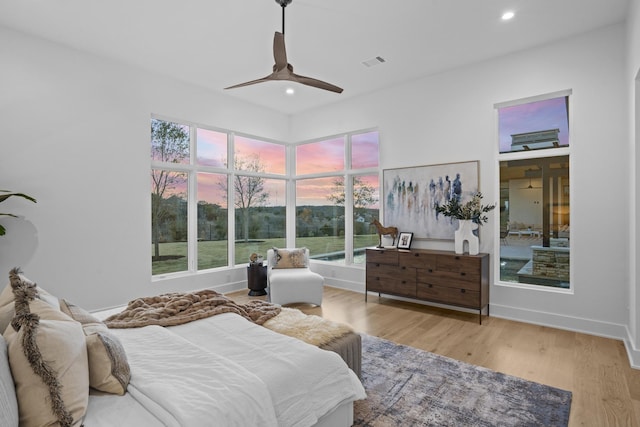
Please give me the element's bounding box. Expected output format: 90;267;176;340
285;87;295;95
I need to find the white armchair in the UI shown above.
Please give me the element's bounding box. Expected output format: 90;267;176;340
267;248;324;306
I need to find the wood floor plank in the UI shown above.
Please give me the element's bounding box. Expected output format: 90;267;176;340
227;286;640;427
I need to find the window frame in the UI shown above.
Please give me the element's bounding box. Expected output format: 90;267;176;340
494;90;573;293
150;116;379;279
294;129;380;266
150;115;288;279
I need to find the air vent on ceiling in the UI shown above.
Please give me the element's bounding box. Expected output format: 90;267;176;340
362;56;386;67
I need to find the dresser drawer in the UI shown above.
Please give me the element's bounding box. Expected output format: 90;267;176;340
367;276;416;298
399;250;436;269
436;255;481;274
367;263;415;282
417;269;481;291
416;283;479;307
366;249;399;265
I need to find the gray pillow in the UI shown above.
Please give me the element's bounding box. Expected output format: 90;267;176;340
0;334;19;427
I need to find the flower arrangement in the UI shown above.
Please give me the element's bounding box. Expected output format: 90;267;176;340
435;192;495;225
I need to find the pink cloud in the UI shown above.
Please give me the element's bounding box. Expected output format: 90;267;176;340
296;138;345;175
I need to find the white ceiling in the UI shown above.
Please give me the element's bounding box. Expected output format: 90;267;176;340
0;0;630;115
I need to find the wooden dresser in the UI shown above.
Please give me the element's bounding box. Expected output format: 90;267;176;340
365;248;490;324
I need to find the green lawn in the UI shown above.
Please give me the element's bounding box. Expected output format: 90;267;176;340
152;234;379;275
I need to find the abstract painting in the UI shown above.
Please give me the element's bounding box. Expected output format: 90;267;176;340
383;161;479;240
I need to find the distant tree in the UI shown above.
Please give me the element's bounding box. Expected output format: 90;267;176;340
299;207;314;224
197;201;225;241
220;155;269;242
327;176;377;217
151;119;189;259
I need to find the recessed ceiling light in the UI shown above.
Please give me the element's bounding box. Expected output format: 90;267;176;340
502;11;515;20
285;87;295;95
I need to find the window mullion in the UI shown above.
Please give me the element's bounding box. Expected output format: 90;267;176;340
344;134;353;264
188;127;198;272
228;133;235;266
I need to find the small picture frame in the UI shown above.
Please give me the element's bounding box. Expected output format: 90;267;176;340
397;232;414;249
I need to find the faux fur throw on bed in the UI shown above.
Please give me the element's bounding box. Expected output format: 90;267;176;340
103;290;281;329
263;307;353;347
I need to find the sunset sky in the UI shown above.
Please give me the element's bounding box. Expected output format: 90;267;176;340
160;125;380;207
498;96;569;153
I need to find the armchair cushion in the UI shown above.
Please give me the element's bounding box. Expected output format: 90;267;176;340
271;247;308;269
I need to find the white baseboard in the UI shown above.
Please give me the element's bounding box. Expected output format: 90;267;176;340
210;280;247;295
490;303;627;339
623;329;640;369
322;277;363;293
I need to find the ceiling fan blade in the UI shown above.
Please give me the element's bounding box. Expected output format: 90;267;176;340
225;5;343;94
291;72;343;93
273;32;288;71
224;75;274;90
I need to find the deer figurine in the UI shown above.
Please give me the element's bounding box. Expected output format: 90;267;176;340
371;218;399;248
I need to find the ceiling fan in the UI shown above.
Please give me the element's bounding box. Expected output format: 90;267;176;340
224;0;343;94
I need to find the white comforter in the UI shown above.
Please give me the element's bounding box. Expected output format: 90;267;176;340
169;313;366;427
86;312;365;427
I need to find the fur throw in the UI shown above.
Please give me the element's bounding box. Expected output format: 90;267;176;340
263;307;353;346
104;290;281;329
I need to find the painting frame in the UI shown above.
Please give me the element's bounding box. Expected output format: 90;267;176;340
383;160;479;240
397;232;413;250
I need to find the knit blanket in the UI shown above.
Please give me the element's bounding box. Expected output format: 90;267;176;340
103;290;281;329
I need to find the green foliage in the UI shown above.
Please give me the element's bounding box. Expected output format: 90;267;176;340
327;176;377;213
150;119;190;258
435;192;496;225
0;190;37;236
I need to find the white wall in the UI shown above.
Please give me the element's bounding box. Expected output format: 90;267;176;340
292;25;630;342
0;26;289;310
627;0;640;364
508;180;543;228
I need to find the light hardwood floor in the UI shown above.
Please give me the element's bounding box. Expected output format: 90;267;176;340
228;286;640;427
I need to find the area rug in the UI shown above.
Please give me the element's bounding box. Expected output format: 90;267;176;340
354;334;571;427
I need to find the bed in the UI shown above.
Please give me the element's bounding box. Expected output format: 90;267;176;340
0;269;366;427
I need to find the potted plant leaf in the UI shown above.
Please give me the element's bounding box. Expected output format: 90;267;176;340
0;190;37;236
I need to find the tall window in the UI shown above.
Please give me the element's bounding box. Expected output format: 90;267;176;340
295;130;379;264
151;119;190;275
151;118;286;276
496;92;571;290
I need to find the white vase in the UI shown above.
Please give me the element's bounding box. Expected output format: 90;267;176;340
454;220;479;255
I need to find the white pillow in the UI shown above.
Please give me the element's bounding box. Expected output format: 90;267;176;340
60;299;130;395
0;270;60;334
4;296;88;426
